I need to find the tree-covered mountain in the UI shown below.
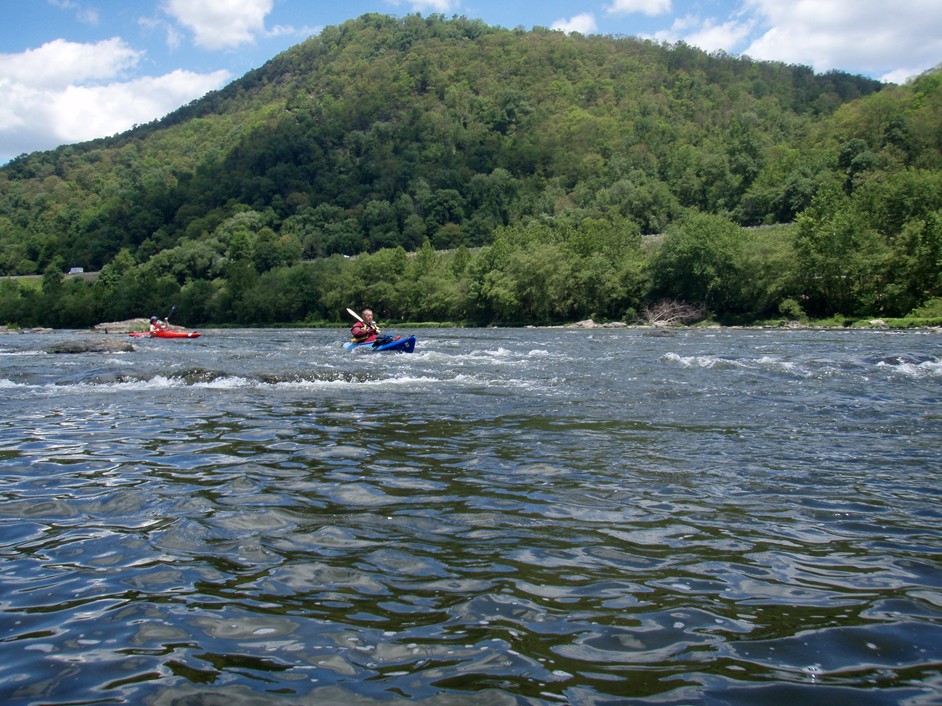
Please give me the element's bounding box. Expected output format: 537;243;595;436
1;13;940;328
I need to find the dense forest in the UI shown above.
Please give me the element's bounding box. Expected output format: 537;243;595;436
1;13;941;328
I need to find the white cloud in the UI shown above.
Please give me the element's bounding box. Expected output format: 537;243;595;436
51;70;231;142
48;0;100;25
651;14;754;53
268;24;321;40
635;0;940;83
162;0;273;50
389;0;460;12
552;13;598;35
683;17;754;53
139;16;184;51
607;0;672;16
0;39;230;162
883;64;940;85
0;38;142;89
741;0;942;82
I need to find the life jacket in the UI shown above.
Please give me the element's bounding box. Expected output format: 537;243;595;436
351;320;380;342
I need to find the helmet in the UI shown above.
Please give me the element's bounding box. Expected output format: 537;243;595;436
150;316;158;321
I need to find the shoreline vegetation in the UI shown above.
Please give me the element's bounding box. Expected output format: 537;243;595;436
3;316;942;337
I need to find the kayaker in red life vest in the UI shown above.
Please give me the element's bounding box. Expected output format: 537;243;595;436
149;316;167;335
351;308;380;343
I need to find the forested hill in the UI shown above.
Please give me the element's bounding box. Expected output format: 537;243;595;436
1;12;884;274
3;13;942;331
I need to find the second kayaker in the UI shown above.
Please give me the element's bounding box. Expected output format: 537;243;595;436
149;316;167;334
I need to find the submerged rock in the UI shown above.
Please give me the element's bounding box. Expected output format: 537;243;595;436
46;339;135;354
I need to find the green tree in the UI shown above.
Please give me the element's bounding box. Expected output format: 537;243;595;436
794;186;892;316
178;279;218;324
41;256;65;297
893;213;942;311
650;211;747;312
143;239;224;284
362;199;400;250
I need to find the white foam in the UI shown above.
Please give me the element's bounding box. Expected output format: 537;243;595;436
194;376;253;389
879;359;942;378
663;352;720;368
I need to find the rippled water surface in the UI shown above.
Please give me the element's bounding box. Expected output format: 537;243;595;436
1;327;941;705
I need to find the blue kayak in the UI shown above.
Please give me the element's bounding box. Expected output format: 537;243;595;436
343;335;416;353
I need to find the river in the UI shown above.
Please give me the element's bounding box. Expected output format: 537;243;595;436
1;326;940;705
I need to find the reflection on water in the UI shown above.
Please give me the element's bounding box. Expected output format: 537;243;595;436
0;328;941;705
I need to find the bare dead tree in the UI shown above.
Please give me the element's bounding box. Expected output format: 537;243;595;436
642;300;706;326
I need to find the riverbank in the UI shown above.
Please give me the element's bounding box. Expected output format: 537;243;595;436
561;317;942;330
3;316;941;335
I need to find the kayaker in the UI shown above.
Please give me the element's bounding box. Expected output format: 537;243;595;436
351;308;380;343
149;315;167;334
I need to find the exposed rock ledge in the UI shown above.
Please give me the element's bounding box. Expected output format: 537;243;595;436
566;319;630;329
94;318;192;334
46;339;135;354
94;318;151;333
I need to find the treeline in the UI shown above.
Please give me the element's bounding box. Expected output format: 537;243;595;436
1;14;941;328
4;167;941;329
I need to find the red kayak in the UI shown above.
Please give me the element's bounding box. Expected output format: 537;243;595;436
129;330;201;339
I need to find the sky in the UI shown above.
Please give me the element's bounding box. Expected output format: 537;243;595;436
1;0;940;165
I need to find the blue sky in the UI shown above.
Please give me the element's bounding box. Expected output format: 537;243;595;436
1;0;940;164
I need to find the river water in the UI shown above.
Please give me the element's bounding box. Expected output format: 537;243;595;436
1;326;941;705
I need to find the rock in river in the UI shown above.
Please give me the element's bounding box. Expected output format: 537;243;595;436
46;339;135;354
